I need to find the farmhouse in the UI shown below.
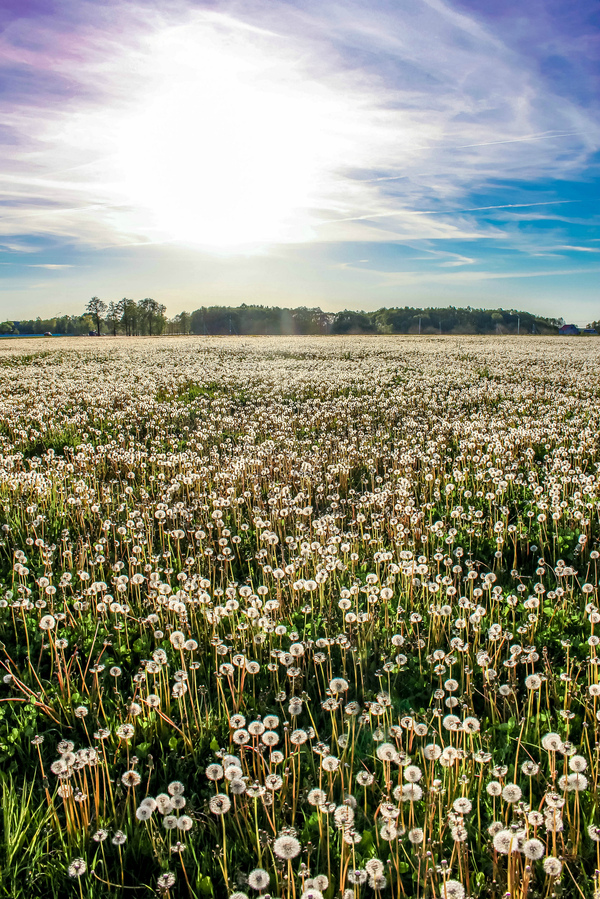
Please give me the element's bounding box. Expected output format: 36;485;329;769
559;323;580;335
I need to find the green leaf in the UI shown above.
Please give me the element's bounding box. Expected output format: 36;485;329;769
198;875;214;896
210;736;220;751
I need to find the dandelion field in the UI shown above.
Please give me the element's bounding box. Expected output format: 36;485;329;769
1;335;600;899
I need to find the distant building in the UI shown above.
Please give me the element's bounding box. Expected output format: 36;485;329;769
582;328;598;335
559;324;580;336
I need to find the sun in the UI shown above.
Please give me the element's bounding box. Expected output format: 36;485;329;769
111;16;347;249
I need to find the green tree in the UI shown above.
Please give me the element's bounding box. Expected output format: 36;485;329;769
86;296;107;335
105;302;121;337
119;299;137;336
138;298;166;336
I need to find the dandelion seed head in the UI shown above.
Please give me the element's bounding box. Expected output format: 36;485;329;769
247;868;270;890
440;880;465;899
273;834;301;859
67;857;87;877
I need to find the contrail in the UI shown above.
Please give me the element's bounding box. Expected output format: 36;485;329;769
322;200;575;225
354;132;587;182
455;130;586;149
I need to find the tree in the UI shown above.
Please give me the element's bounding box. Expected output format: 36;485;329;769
86;296;107;335
331;310;376;334
138;298;166;336
178;311;191;335
119;299;137;336
105;302;121;337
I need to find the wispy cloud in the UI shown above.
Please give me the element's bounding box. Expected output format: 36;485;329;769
0;0;598;253
338;263;600;287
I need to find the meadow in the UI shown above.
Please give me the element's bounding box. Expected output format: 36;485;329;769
0;334;598;899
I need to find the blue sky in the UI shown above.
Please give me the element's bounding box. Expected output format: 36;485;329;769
0;0;598;322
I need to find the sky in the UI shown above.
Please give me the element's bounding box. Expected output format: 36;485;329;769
0;0;599;323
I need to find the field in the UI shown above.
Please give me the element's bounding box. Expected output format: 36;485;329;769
0;334;599;899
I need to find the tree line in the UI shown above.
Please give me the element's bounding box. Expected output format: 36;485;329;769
1;299;568;337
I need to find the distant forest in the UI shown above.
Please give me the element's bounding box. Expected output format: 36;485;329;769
0;298;577;337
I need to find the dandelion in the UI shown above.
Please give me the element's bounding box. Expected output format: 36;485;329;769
121;770;142;787
442;714;461;731
423;743;442;761
156;794;174;814
486;781;502;796
523;838;545;860
440;881;465;899
569;755;587;773
502;784;522;803
136;805;153;821
248;720;265;736
462;716;480;733
543;857;562;876
355;771;374;786
541;733;564;752
67;858;87;877
273;835;301;859
157;872;176;891
376;743;399;762
365;859;385;877
247;869;270;891
308;788;327;806
453;797;472;814
209;794;231;815
561;773;588;792
493;830;518;854
116;724;135;740
290;729;308;745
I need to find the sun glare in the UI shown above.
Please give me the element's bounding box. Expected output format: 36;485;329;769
111;17;355;249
